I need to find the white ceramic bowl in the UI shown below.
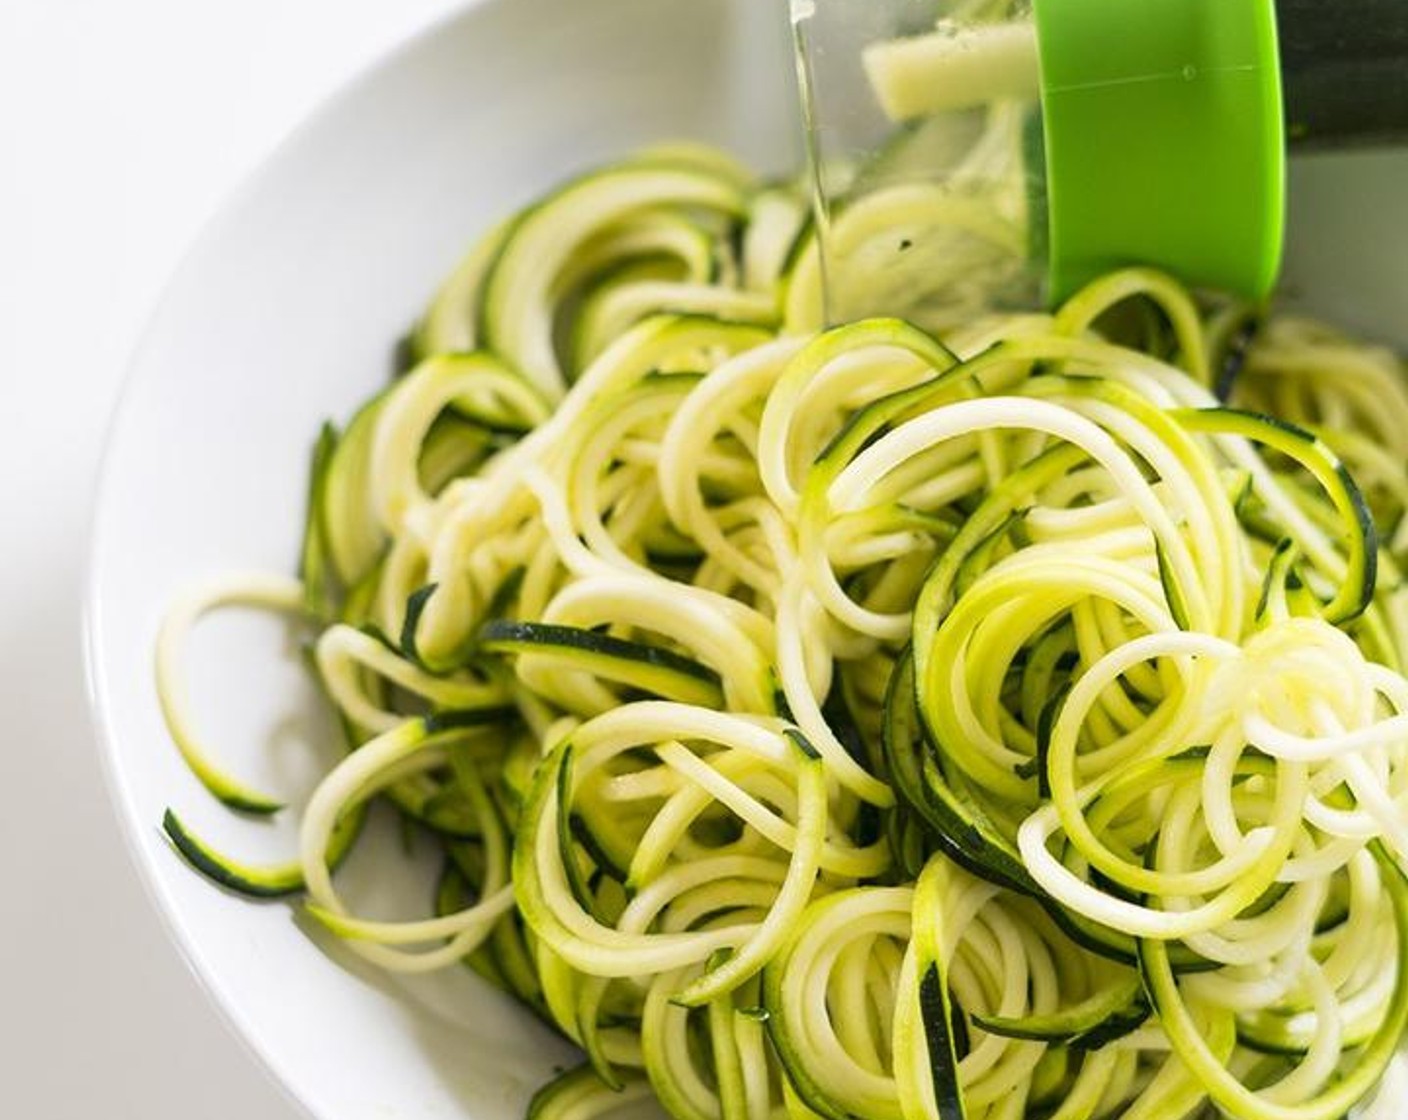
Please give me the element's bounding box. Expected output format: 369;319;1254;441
85;1;1408;1118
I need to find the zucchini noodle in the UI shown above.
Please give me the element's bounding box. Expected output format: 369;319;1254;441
156;145;1408;1120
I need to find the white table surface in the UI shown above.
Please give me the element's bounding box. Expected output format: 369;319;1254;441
0;2;460;1114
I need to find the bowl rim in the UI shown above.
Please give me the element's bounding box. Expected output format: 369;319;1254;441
80;4;492;1115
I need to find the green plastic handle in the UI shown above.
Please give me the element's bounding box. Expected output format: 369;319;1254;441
1033;0;1286;303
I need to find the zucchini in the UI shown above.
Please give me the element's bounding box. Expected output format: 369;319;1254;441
902;858;967;1120
483;161;748;399
1139;845;1408;1120
1178;406;1378;624
526;1064;654;1120
479;620;724;709
155;573;309;812
299;422;339;620
971;973;1147;1046
161;804;364;899
155;143;1408;1120
411;216;514;360
321;390;391;589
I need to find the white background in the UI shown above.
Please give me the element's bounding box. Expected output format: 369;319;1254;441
0;2;460;1114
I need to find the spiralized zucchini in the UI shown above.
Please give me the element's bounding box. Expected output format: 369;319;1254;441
157;145;1408;1120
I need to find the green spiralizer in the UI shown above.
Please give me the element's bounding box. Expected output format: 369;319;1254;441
791;0;1408;320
